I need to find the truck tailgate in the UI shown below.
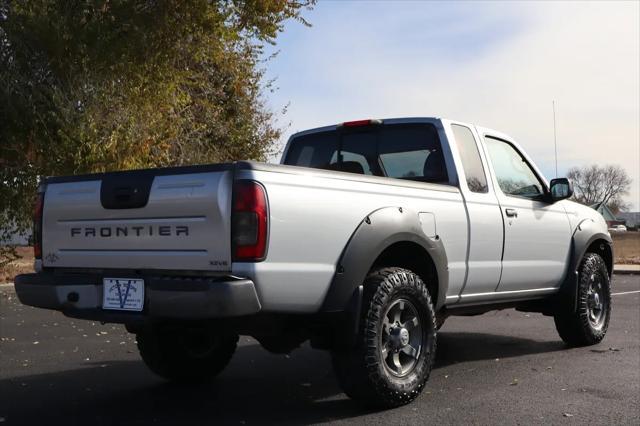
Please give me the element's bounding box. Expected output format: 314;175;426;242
41;166;234;272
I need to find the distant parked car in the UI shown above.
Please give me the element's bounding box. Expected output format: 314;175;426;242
609;224;627;233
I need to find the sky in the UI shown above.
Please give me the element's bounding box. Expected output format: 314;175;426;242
263;0;640;210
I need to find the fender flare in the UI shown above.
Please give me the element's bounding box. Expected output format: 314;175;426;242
321;206;449;314
558;219;613;312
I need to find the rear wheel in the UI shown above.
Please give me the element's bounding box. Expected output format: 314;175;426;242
554;252;611;346
332;267;437;408
136;325;238;383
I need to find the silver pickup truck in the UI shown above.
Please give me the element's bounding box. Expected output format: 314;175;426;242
15;117;613;407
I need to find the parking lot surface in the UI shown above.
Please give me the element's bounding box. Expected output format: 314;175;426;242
1;275;638;425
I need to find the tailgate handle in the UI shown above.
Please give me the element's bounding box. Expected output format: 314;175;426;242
101;175;154;209
114;186;135;202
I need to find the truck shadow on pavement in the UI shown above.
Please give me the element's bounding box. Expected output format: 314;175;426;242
435;331;566;367
0;332;567;425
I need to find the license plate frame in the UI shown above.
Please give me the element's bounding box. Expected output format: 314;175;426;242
102;278;145;312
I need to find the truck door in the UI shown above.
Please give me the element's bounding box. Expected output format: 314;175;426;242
482;135;572;292
449;124;504;297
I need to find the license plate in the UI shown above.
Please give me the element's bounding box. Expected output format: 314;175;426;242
102;278;144;311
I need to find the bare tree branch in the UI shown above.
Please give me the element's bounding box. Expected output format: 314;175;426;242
567;164;632;212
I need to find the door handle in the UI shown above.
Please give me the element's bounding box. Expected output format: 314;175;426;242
505;208;518;218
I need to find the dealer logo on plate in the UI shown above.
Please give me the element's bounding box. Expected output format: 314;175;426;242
102;278;145;312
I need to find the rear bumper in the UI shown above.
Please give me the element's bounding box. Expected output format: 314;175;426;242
14;272;261;323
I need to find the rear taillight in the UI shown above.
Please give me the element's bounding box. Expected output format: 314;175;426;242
33;190;44;259
232;180;268;261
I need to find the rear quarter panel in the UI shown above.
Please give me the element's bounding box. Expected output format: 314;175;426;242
232;167;467;313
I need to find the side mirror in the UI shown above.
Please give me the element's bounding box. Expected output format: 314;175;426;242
549;178;573;202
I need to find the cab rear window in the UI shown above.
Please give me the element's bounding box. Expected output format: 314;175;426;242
283;123;448;184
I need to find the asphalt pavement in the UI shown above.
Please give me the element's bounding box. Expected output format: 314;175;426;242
1;275;638;425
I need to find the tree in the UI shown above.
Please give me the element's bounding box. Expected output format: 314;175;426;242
567;164;632;213
0;0;314;266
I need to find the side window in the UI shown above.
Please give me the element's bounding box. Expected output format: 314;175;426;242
451;125;488;193
484;136;545;198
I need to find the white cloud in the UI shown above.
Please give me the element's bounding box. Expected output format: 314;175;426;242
267;1;639;209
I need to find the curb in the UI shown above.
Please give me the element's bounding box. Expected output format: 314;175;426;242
613;269;640;275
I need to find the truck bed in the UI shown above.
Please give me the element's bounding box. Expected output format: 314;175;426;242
39;160;465;312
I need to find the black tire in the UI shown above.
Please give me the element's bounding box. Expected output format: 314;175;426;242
554;252;611;347
332;267;437;408
136;325;238;383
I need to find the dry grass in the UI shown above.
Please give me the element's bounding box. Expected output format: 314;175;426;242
1;233;638;282
1;247;34;283
612;232;640;265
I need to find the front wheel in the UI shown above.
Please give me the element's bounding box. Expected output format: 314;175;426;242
136;325;238;383
332;267;437;408
554;252;611;346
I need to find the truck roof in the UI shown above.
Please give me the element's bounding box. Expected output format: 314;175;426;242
287;116;511;148
289;117;446;140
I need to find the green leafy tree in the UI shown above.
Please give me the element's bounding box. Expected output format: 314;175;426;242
0;0;313;266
